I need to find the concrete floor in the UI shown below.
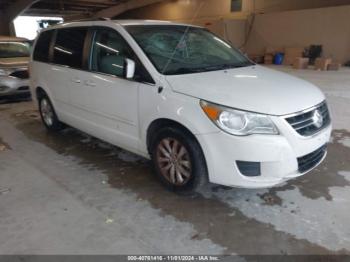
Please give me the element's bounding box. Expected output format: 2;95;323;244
0;66;350;257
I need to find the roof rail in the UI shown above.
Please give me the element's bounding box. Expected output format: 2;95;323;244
66;17;111;22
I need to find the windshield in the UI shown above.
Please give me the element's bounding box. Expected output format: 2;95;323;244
0;41;30;58
126;25;253;75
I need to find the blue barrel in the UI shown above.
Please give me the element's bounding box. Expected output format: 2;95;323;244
274;53;284;65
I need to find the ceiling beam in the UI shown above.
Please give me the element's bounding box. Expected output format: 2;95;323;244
93;0;166;18
4;0;40;21
24;8;87;17
0;0;39;35
31;1;114;10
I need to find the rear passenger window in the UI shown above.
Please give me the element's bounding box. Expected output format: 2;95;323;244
33;30;54;62
53;28;87;69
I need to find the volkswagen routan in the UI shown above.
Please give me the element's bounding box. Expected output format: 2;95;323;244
30;20;332;191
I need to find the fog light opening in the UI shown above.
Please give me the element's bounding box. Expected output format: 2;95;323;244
236;161;261;177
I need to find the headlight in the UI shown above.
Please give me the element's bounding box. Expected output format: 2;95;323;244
200;100;279;136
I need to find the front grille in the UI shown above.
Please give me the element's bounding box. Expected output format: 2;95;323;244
9;70;29;79
285;102;330;136
297;144;327;173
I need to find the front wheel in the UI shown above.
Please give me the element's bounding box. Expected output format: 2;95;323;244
151;127;208;192
39;95;63;131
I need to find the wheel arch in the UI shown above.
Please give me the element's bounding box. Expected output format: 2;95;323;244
146;118;200;154
34;86;56;107
146;117;210;190
35;86;47;100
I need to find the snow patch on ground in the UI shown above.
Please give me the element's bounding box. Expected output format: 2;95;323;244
204;173;350;251
339;137;350;148
325;96;350;131
338;171;350;182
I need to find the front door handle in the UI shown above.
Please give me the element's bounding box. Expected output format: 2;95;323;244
85;80;96;87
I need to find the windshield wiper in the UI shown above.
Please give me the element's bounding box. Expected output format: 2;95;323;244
193;63;253;73
166;62;254;75
166;67;203;75
214;62;254;70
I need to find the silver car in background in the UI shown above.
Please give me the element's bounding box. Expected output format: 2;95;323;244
0;36;31;99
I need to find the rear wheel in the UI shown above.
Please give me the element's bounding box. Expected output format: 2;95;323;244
38;95;63;131
151;126;208;192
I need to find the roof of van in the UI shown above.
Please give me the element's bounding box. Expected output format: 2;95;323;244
0;36;29;42
113;19;198;27
45;19;201;30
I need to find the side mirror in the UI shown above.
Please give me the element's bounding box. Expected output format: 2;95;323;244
124;58;135;79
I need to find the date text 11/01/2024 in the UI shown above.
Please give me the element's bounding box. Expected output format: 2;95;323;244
127;256;220;261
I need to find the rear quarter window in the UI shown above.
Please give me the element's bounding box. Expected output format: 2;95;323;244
33;30;54;62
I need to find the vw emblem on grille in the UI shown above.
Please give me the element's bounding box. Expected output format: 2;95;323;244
312;109;323;128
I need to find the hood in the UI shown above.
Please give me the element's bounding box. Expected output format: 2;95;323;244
0;57;29;68
165;65;325;116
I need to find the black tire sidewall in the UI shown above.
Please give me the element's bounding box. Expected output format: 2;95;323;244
151;127;208;192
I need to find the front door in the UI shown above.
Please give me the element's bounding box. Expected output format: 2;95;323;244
78;28;141;151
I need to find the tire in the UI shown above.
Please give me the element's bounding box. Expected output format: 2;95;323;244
38;95;63;131
150;126;208;192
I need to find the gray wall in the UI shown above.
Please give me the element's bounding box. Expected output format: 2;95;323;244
247;0;350;13
118;0;350;19
245;5;350;63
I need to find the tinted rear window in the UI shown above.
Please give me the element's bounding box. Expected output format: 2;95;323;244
33;30;54;62
53;28;87;69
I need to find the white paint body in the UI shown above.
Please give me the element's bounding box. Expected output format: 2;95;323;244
29;20;331;188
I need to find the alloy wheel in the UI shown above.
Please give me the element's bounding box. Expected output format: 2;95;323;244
40;98;54;127
156;138;192;186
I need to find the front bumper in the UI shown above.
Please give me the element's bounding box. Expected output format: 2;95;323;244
0;76;30;97
196;117;332;188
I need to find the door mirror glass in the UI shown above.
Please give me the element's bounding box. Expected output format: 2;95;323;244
124;58;135;79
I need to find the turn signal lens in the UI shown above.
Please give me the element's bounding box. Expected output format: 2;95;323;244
201;102;221;120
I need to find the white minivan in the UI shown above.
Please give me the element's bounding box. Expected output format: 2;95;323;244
30;20;331;191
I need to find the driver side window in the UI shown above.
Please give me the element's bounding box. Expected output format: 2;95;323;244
90;29;132;78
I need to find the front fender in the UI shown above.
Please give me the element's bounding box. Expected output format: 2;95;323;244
138;85;219;154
